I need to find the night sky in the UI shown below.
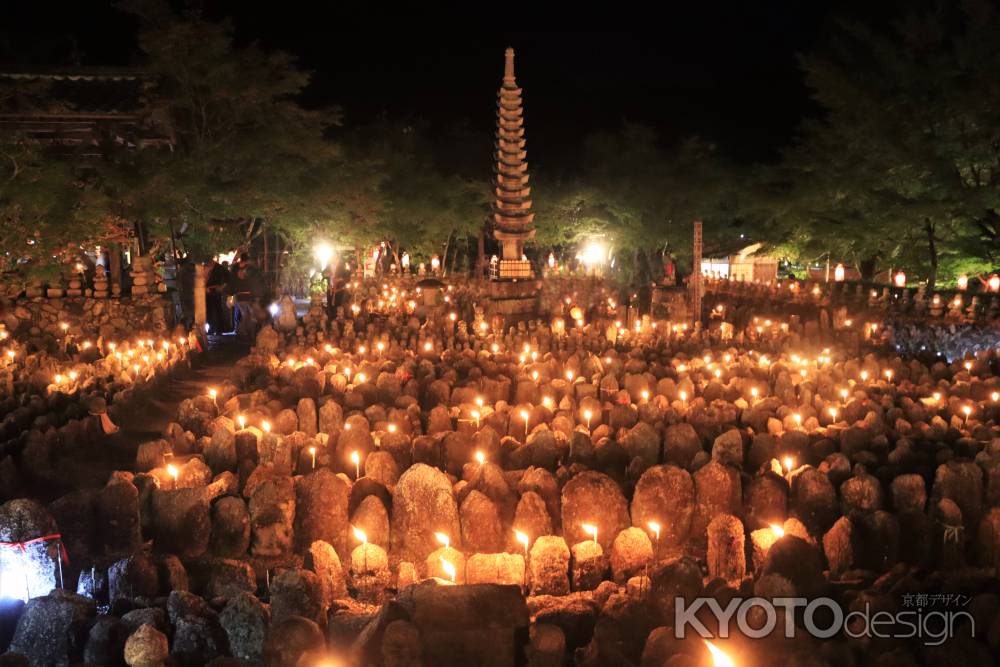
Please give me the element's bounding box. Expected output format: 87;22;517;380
2;3;893;171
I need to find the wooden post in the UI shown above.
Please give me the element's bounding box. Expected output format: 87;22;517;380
692;220;703;324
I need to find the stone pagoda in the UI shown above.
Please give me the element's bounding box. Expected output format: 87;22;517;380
489;47;540;319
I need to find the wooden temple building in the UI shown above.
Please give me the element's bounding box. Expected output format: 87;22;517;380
0;67;175;157
489;48;541;318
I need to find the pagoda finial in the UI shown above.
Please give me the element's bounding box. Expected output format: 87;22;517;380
504;47;515;83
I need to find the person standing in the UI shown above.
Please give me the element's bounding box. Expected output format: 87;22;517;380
226;263;257;344
205;258;231;334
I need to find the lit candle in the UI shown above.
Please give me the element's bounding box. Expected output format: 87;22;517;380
520;409;530;438
828;406;838;422
582;523;598;546
640;390;649;403
475;450;485;467
351;450;361;479
353;525;368;572
166;463;179;490
435;532;450;550
704;639;735;667
440;557;456;584
962;404;972;426
515;529;529;557
679;390;687;407
208;388;218;407
262;420;271;433
792;413;802;429
309;446;316;469
471;410;481;429
237;415;246;430
583;409;593;431
647;520;661;558
840;388;848;404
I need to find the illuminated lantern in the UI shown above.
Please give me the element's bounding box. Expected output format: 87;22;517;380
893;270;906;288
834;263;845;282
990;274;1000;292
957;274;968;290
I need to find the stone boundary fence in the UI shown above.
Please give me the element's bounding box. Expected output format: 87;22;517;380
0;294;176;346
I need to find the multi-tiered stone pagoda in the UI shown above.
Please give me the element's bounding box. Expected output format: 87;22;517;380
489;47;540;319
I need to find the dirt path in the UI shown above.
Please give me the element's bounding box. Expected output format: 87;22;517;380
45;342;247;500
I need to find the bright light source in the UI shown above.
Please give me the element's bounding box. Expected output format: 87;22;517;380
578;241;608;267
314;243;334;270
268;303;280;316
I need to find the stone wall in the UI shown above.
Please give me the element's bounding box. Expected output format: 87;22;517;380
0;294;176;344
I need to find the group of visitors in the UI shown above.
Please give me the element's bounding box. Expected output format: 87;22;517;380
205;254;266;343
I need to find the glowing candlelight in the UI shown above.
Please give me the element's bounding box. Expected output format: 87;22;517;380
992;392;999;403
356;373;366;384
884;369;893;382
962;404;972;425
648;520;661;559
679;390;687;406
424;342;433;352
828;407;838;422
792;413;802;429
515;529;529;556
964;360;973;371
353;525;368;572
475;450;485;466
542;396;553;410
520;409;530;438
704;640;735;667
640;390;649;403
376;342;384;356
166;463;179;489
783;456;794;476
262;420;271;433
440;557;456;583
860;370;869;382
237;415;246;430
475;396;484;408
582;523;598;546
309;446;316;469
435;532;450;550
840;388;848;404
770;523;785;538
351;451;361;479
750;387;758;402
565;370;574;382
388;423;397;433
208;388;218;406
583;409;593;431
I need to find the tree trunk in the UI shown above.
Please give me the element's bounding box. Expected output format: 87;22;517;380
859;256;878;283
925;219;938;291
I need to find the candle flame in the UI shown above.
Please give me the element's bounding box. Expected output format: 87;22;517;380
435;532;450;549
582;523;598;542
208;388;217;399
704;640;735;667
262;420;271;433
770;523;785;538
647;521;661;538
351;451;361;465
166;464;178;480
783;456;794;473
440;557;456;582
475;451;485;465
237;415;246;429
352;525;367;544
515;530;529;547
